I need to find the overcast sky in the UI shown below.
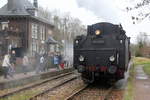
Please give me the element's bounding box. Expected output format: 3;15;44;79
0;0;150;43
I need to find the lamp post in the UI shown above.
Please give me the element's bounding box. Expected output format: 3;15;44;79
62;39;66;56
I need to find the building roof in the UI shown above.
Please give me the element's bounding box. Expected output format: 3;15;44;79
0;0;33;16
0;0;54;26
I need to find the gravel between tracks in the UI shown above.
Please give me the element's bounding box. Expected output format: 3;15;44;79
31;80;124;100
68;85;124;100
0;72;73;98
33;78;85;100
0;73;77;100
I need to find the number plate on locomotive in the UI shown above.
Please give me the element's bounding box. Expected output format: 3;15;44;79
92;40;105;44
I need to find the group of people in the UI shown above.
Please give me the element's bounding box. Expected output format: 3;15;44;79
35;52;67;74
52;52;70;70
35;54;47;74
2;51;16;79
1;51;69;79
1;51;30;79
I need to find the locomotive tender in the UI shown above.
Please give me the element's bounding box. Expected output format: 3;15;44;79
74;22;130;83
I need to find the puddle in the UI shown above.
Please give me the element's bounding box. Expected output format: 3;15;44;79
136;66;149;80
136;76;148;80
144;84;150;88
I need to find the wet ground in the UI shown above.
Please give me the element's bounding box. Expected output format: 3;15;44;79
136;66;148;80
0;68;58;82
115;61;133;90
135;65;150;100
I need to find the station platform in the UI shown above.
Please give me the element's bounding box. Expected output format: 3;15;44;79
0;67;74;90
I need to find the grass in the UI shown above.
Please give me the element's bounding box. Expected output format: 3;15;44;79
143;63;150;75
124;57;150;100
133;57;150;65
0;90;39;100
133;57;150;75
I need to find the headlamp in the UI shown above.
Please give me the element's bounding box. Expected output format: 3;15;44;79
79;55;84;62
108;65;117;74
109;56;115;62
75;40;79;44
95;30;101;35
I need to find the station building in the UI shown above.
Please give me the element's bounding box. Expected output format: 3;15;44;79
0;0;55;57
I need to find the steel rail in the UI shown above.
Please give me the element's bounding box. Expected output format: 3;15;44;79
0;72;74;99
103;85;115;100
64;84;89;100
64;83;116;100
29;76;78;100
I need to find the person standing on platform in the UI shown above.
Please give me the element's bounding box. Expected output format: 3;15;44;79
35;53;40;74
53;53;59;70
43;54;49;72
36;55;45;74
22;55;29;74
50;53;54;68
60;60;65;70
9;50;16;77
58;52;62;64
40;55;45;72
2;54;12;79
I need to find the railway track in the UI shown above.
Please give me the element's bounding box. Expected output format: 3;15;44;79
64;84;88;100
0;71;77;99
29;76;78;100
65;83;124;100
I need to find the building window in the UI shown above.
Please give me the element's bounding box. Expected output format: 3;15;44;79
31;39;38;54
31;23;38;39
1;22;9;30
40;25;45;40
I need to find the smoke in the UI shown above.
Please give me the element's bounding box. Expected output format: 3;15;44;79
76;0;122;24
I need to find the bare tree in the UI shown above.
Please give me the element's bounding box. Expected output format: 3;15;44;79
126;0;150;24
135;32;149;56
38;6;52;21
51;12;86;43
38;8;87;56
137;32;148;48
126;0;150;11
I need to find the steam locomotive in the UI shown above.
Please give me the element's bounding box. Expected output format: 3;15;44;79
74;22;130;83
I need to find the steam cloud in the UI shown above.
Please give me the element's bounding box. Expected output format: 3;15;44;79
76;0;122;24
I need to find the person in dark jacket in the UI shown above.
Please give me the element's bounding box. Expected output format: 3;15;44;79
9;51;16;77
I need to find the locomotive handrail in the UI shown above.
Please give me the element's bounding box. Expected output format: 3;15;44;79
75;48;117;51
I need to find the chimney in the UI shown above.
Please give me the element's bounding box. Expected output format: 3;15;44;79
7;0;14;10
7;0;22;10
34;0;38;8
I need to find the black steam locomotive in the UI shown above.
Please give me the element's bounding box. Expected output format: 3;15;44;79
74;22;130;83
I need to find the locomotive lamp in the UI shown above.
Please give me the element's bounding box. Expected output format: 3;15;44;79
75;40;79;44
108;65;117;74
109;56;115;62
95;30;101;35
79;55;84;62
77;65;85;73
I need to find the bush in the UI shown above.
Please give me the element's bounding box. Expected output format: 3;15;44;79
135;50;142;57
